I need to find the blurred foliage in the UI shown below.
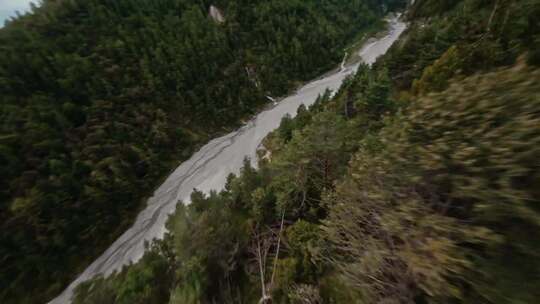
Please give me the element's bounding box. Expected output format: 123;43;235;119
389;61;540;303
326;61;540;303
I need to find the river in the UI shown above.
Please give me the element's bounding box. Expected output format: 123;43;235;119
50;15;406;304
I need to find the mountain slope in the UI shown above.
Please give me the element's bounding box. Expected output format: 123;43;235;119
69;1;540;303
0;0;407;303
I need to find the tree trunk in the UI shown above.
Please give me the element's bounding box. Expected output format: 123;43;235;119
487;0;500;32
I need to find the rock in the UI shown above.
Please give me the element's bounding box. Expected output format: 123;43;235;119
209;5;225;23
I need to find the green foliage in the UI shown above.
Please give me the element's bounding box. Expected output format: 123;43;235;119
412;45;461;94
73;242;174;304
355;66;395;120
286;220;322;281
272;110;355;204
409;0;462;17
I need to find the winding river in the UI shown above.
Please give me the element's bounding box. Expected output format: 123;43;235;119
51;15;406;304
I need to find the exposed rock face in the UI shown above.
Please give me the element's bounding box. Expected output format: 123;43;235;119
209;5;225;23
245;64;261;88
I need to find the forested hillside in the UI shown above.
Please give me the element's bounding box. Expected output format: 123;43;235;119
72;0;540;303
0;0;409;303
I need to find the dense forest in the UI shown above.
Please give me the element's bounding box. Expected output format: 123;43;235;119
71;0;540;303
0;0;410;303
